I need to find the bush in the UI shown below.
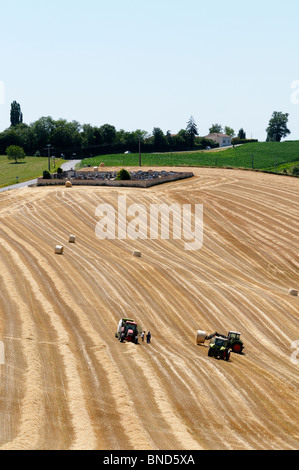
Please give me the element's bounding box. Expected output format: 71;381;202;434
290;165;299;176
116;169;131;180
231;138;258;146
57;167;63;174
43;170;51;179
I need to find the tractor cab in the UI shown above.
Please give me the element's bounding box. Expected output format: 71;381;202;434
227;331;244;354
120;321;139;343
214;337;230;348
125;322;137;335
208;337;231;361
115;318;141;345
228;331;241;341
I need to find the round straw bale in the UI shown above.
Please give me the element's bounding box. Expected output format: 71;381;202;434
288;288;298;296
55;245;64;255
65;180;72;188
133;250;142;258
196;330;207;345
69;235;76;243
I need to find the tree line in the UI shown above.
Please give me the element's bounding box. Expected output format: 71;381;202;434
0;109;219;158
2;102;290;159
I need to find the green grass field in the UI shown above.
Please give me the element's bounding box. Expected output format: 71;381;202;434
0;156;66;188
78;141;299;173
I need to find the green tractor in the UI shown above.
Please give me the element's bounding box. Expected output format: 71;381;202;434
204;330;244;354
208;337;231;361
227;331;244;354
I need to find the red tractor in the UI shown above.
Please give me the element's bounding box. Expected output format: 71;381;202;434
115;318;139;344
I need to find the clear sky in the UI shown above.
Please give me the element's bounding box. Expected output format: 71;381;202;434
0;0;298;141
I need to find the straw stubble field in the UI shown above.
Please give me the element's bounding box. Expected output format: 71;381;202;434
0;167;298;450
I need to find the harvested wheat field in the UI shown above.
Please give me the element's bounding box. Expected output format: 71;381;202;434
0;167;298;450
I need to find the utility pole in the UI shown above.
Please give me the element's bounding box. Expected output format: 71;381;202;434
139;139;141;167
47;144;51;172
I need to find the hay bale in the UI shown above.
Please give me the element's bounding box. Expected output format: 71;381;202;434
288;288;298;296
133;250;141;258
196;330;207;345
55;245;64;255
69;235;76;243
65;180;72;188
100;163;105;168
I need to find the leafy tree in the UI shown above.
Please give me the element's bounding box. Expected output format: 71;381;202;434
238;128;246;139
209;123;222;133
81;124;96;148
173;129;188;149
224;126;235;137
6;145;26;163
99;124;117;144
10;101;23;126
30;116;55;150
51;119;82;149
152;127;167;150
186;116;199;147
266;111;290;142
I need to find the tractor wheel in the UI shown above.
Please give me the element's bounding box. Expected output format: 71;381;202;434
208;347;213;357
225;351;230;361
232;342;242;354
220;351;226;360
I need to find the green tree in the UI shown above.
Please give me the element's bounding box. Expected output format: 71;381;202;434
10;101;23;126
209;123;222;133
186;116;199;147
6;145;26;163
30;116;55;150
99;124;117;145
266;111;291;142
51;119;82;149
152;127;167;150
238;128;246;139
173;129;188;148
224;126;235;137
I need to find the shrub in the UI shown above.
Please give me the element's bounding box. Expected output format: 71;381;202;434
290;165;299;176
43;170;51;179
57;167;63;174
116;169;131;180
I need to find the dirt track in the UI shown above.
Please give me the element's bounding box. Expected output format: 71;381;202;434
0;167;298;450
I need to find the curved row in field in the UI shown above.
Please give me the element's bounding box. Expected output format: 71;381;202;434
0;168;298;450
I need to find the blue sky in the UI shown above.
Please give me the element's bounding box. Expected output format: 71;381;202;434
0;0;298;141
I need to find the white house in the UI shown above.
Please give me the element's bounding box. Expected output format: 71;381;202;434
205;133;232;147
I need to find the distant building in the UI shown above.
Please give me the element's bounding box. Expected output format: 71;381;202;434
205;133;232;147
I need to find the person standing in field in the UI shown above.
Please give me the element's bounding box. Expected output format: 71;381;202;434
146;331;151;344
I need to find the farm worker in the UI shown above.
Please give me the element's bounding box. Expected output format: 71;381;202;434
146;331;151;344
141;331;145;342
